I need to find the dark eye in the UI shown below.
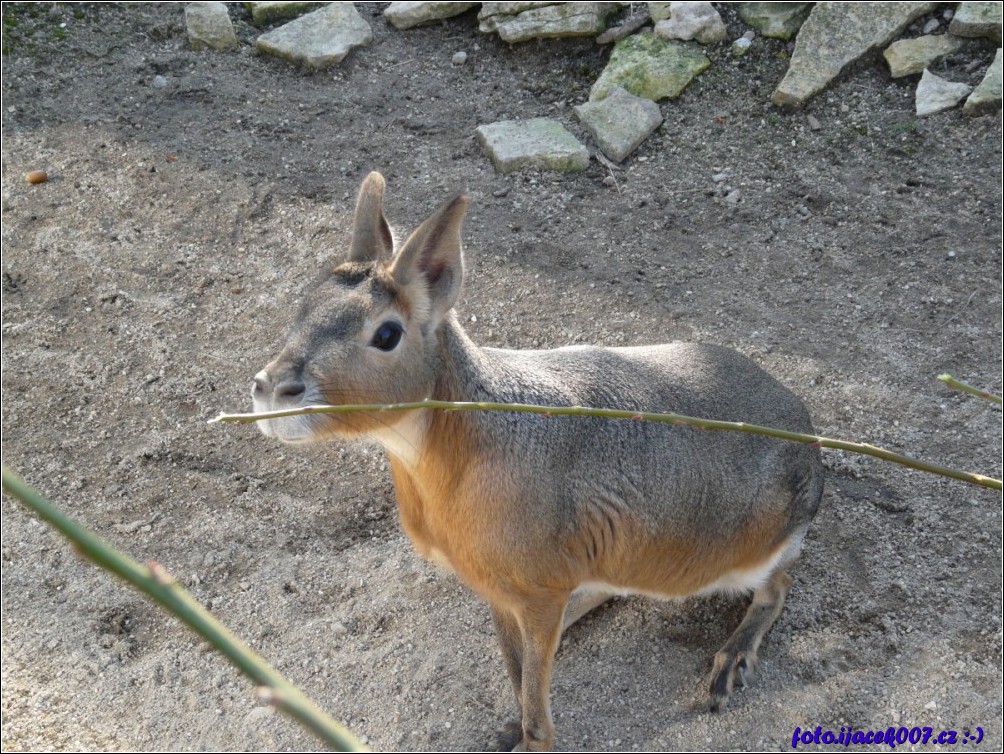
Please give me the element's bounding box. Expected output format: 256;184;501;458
370;321;403;351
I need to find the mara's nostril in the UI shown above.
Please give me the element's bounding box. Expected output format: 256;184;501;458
275;378;306;399
252;372;270;396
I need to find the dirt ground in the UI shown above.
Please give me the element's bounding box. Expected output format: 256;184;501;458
2;3;1001;752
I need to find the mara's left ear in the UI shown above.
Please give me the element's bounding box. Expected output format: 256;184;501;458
348;171;394;262
390;193;469;322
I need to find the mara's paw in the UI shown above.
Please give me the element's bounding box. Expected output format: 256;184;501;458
494;720;523;751
708;649;760;712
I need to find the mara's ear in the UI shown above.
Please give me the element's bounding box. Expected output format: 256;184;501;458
348;171;394;262
390;193;469;322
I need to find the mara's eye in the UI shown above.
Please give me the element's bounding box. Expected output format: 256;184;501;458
370;321;404;351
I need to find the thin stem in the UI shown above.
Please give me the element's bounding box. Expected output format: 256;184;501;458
212;401;1002;492
1;466;368;753
938;374;1003;406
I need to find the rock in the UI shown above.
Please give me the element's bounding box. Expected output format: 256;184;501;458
949;2;1003;42
573;86;663;162
711;171;729;182
452;50;468;65
964;48;1002;115
915;69;973;116
248;1;329;27
772;3;938;108
151;75;168;89
737;2;812;40
884;35;963;78
384;2;479;30
589;31;710;102
732;36;752;56
654;2;726;45
922;18;940;34
479;2;619;43
185;2;239;51
648;2;672;22
725;189;741;205
256;3;372;70
476;118;590;173
806;113;822;130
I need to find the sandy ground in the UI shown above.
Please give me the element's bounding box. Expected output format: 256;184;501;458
2;3;1001;751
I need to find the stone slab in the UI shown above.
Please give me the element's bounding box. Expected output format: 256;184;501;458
772;2;938;108
916;69;973;116
186;2;239;51
884;35;963;77
590;31;709;102
574;86;663;162
384;2;479;30
256;3;372;70
737;2;812;40
476;118;590;173
964;48;1003;114
949;2;1003;42
654;2;726;45
481;2;617;42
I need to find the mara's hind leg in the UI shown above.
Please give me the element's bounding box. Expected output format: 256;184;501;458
708;567;792;712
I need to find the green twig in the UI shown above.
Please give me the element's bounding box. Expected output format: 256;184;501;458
937;374;1002;406
212;401;1002;492
1;466;368;753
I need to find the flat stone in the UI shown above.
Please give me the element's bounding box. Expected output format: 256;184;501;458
480;2;618;43
384;2;479;30
654;2;726;45
949;2;1003;42
248;2;329;27
590;31;710;102
476;118;589;173
737;2;812;40
256;3;372;70
648;2;672;22
915;69;973;116
574;86;663;162
772;3;938;108
884;35;963;78
964;48;1002;115
478;2;561;32
186;2;239;50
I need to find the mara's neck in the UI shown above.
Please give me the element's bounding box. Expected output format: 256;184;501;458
430;313;491;404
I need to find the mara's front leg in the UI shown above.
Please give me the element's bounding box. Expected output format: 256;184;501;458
491;596;569;751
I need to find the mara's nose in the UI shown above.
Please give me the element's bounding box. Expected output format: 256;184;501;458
252;369;306;400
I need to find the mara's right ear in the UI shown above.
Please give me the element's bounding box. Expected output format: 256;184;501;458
390;193;469;324
348;172;394;262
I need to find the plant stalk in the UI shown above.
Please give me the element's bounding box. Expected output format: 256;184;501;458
212;401;1002;492
1;466;368;752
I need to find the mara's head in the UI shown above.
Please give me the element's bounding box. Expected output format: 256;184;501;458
252;172;469;444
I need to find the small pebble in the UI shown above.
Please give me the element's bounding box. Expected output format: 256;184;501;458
451;51;467;66
922;18;940;34
601;175;617;187
946;250;956;259
743;30;755;41
712;172;730;183
806;114;822;131
152;75;168;89
725;190;741;205
732;37;752;56
492;186;510;198
25;170;48;184
942;8;953;20
797;205;810;216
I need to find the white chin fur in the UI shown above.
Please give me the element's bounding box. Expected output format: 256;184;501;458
257;416;315;444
